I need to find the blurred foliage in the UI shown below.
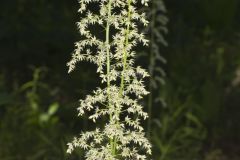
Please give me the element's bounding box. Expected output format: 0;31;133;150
0;68;83;159
152;83;207;160
0;0;240;159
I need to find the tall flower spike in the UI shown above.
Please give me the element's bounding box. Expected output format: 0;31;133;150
67;0;152;159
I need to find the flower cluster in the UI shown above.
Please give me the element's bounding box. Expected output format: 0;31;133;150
67;0;151;159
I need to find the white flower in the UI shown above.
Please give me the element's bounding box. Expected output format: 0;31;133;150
67;0;152;159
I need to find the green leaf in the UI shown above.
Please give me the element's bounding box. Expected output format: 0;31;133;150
19;81;34;92
48;102;59;115
39;114;49;122
186;112;202;128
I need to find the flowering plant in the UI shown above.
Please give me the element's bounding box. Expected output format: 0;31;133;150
67;0;151;159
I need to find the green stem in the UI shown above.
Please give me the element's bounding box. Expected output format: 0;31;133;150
105;0;115;157
112;0;132;155
147;85;153;139
147;0;156;139
119;0;131;95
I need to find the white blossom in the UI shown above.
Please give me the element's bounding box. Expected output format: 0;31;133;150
67;0;152;159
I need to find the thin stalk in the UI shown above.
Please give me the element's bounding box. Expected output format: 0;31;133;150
105;0;115;156
147;0;156;139
119;0;132;95
114;0;132;154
